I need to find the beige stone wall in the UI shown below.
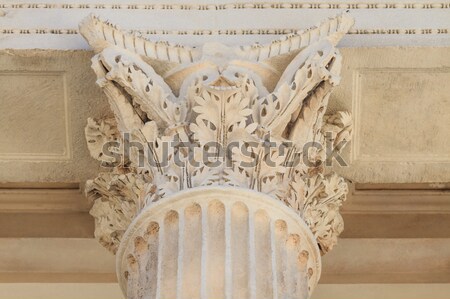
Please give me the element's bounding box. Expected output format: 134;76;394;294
331;47;450;183
1;48;449;184
0;50;110;183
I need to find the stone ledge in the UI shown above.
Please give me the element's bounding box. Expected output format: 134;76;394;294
0;238;448;284
0;283;449;299
0;184;448;238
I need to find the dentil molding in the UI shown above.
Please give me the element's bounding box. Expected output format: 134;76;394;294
81;13;353;298
1;1;449;49
3;2;450;10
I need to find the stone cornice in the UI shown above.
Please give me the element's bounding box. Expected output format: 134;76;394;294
2;1;450;10
2;27;449;35
1;2;449;49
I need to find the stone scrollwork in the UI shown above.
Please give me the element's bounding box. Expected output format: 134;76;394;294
81;13;354;258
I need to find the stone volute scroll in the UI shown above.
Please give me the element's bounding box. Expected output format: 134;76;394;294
80;12;354;299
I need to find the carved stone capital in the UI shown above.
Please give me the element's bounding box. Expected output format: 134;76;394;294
81;13;353;298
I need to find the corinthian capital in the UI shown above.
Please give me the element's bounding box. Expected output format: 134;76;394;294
81;13;354;299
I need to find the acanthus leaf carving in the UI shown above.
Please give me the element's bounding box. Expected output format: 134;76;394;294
81;12;354;256
302;172;348;254
85;117;120;164
86;170;150;253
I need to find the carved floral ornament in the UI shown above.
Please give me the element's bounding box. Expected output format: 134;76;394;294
81;12;353;298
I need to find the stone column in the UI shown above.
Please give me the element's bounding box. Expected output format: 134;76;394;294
80;13;354;299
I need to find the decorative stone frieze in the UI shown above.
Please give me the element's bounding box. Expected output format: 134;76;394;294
81;13;353;299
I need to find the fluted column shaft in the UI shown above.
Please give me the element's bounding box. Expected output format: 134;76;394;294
118;188;321;299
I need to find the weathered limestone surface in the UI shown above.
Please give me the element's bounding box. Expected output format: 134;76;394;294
0;50;110;183
330;47;450;183
1;48;449;185
1;237;450;284
117;188;321;299
0;3;449;299
0;33;448;299
80;13;353;299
